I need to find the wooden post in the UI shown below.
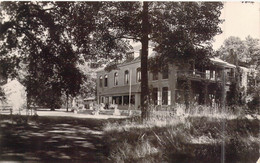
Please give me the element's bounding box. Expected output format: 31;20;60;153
221;68;226;110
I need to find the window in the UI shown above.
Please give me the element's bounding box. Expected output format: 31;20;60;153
210;71;215;80
114;72;118;86
99;76;103;87
125;70;129;84
99;96;104;104
112;96;122;105
162;87;168;105
136;68;141;82
162;67;169;79
153;72;158;80
122;95;135;105
104;75;108;87
206;70;210;79
152;88;158;105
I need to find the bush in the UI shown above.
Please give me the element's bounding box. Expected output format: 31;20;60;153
247;97;259;114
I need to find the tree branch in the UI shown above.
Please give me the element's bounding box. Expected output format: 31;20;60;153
115;35;141;41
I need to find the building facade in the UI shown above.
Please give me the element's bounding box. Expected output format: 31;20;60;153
96;55;246;109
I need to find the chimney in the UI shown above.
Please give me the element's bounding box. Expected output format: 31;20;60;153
229;49;238;66
126;52;134;61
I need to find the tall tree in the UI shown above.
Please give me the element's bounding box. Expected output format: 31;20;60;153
0;2;79;110
0;2;129;110
140;2;149;119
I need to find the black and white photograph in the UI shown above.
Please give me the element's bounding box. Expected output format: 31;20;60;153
0;1;259;162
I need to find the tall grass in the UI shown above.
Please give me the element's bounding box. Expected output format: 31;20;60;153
167;103;246;119
109;139;161;163
104;104;259;163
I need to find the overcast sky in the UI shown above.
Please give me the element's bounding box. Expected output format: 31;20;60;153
212;2;260;50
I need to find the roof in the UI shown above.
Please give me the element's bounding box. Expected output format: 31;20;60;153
100;84;141;96
98;56;237;74
239;66;249;72
210;57;236;68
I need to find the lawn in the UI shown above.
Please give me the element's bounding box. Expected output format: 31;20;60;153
0;114;109;162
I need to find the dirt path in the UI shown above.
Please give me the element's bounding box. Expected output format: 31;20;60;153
0;115;110;162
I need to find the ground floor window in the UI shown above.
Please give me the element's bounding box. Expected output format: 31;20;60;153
99;96;104;104
162;87;168;105
105;97;109;103
112;95;135;105
112;96;122;105
123;95;135;105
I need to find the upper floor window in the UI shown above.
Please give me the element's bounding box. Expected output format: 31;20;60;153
153;72;158;80
136;67;141;82
104;74;108;87
114;72;118;86
206;70;210;79
162;66;169;79
99;76;103;87
152;88;158;105
210;71;215;80
125;70;129;84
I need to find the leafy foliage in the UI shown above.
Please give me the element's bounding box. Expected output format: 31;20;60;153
216;36;260;111
216;36;260;67
151;2;223;68
0;2;129;109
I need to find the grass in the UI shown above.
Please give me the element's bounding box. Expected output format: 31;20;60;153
0;105;259;162
103;105;260;163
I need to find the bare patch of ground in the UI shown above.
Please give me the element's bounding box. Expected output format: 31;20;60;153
0;115;109;162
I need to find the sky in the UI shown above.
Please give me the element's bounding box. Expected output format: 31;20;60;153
212;2;260;50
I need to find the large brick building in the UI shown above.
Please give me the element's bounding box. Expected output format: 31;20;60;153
96;51;247;109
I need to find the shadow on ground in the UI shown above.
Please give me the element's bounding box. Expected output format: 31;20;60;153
0;115;109;162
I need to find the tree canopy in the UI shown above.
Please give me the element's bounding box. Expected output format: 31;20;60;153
0;2;129;109
216;36;260;112
1;2;224;116
216;36;260;68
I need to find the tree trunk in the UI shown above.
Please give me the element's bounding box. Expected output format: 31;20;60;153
66;93;69;112
140;2;149;121
50;93;55;111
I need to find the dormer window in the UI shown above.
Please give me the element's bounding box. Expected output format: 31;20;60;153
162;66;169;79
126;52;134;61
153;72;158;80
125;70;129;84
